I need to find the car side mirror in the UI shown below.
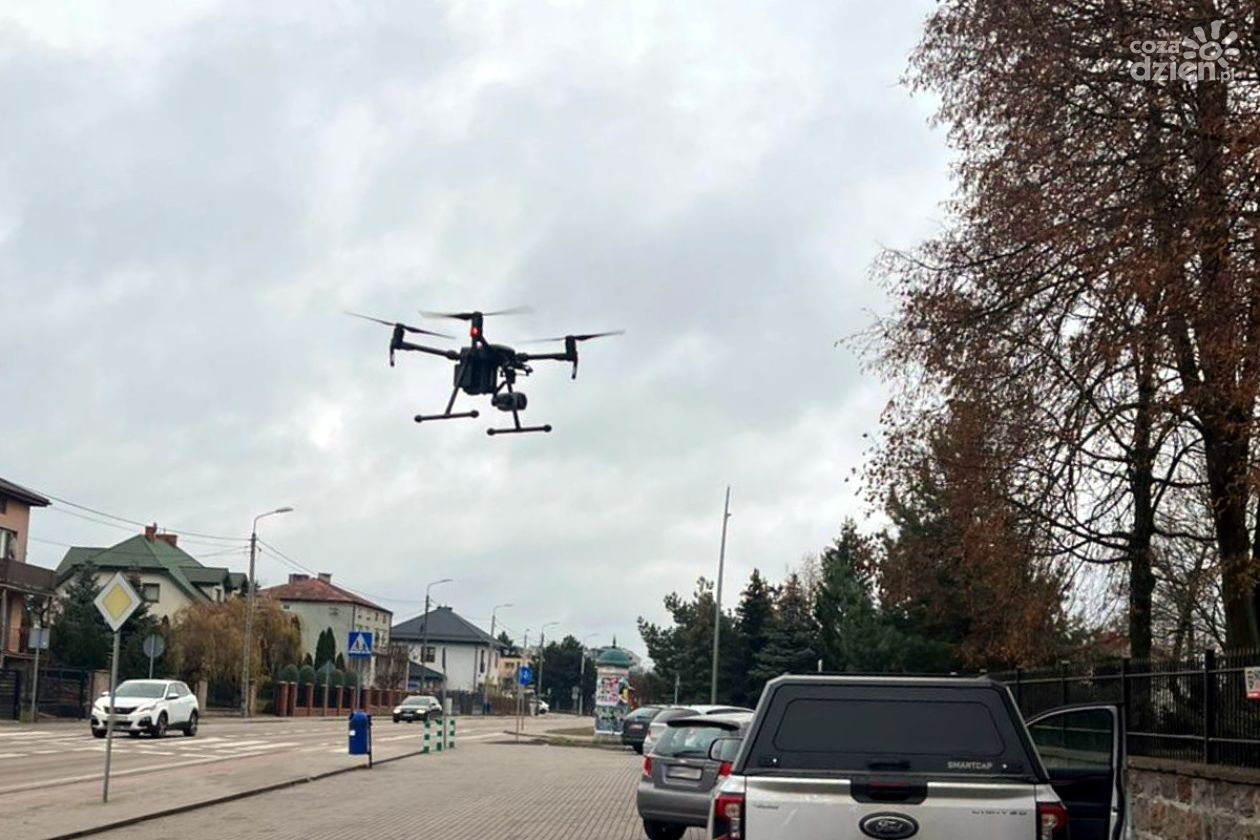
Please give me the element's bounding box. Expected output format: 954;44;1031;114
167;692;179;700
708;736;741;763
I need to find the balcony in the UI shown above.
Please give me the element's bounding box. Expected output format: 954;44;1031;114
0;557;57;596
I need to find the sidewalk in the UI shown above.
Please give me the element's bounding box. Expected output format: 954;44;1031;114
4;715;573;840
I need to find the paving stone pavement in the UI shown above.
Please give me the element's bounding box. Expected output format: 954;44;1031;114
92;740;707;840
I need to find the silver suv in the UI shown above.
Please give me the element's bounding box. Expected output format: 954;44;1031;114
708;675;1126;840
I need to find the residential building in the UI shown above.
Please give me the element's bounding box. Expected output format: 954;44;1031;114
259;573;392;686
55;525;247;622
392;606;502;693
0;477;55;672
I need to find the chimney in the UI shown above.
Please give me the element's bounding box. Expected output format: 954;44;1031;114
317;572;332;584
156;533;178;548
289;573;310;584
144;524;157;541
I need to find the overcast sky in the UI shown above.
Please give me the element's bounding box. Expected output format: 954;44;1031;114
1;1;950;658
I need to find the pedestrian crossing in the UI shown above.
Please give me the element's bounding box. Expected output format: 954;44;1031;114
0;726;341;761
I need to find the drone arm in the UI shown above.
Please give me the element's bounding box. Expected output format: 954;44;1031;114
517;350;579;379
395;339;461;361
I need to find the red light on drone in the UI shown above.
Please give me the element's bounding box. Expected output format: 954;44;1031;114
470;326;480;338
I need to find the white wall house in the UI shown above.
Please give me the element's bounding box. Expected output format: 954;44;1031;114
391;606;501;694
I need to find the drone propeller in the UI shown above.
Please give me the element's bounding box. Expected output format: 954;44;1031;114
345;312;454;338
419;306;534;321
520;330;625;344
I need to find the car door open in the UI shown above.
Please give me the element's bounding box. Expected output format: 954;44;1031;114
1026;704;1126;840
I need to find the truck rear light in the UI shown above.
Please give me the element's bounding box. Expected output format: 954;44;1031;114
1036;801;1069;840
718;760;733;778
713;792;744;840
642;756;652;779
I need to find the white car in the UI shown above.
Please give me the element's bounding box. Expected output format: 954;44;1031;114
91;679;199;739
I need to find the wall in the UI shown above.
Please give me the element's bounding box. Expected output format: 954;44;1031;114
56;570;202;623
1128;757;1260;839
404;641;491;693
278;601;353;665
0;497;34;654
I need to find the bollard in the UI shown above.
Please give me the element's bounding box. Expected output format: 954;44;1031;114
423;719;431;754
448;718;456;750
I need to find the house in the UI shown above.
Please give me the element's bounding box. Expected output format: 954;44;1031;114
391;606;503;694
56;525;247;622
259;573;392;686
0;477;55;674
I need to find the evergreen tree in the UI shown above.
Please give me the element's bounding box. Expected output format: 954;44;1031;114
117;575;160;680
334;652;345;670
315;627;336;669
735;569;777;705
638;578;741;704
752;574;816;683
50;563;110;669
814;521;894;672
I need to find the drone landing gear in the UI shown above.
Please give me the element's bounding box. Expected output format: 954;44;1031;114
487;424;552;436
487;380;550;435
415;387;480;424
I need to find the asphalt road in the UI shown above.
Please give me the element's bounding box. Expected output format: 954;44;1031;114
0;714;519;795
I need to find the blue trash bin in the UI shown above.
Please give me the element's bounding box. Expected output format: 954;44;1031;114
348;710;371;756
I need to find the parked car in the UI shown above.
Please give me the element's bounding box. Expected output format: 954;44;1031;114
622;705;666;753
637;712;752;840
642;705;750;757
536;700;549;715
707;675;1127;840
392;695;443;723
90;679;199;739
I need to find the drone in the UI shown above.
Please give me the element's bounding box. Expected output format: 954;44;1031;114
349;307;623;435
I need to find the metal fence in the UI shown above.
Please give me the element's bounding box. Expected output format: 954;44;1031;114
992;648;1260;770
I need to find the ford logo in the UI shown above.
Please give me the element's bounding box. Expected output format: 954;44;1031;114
859;813;919;839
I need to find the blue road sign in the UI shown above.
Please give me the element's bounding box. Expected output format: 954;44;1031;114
518;665;533;685
347;631;374;659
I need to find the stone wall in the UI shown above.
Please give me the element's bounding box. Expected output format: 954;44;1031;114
1129;756;1260;839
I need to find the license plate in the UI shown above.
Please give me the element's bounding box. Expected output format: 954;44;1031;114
666;765;703;780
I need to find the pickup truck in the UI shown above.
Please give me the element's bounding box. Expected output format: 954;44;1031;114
708;675;1126;840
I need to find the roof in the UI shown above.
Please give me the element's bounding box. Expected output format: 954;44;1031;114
0;477;50;508
259;577;388;614
55;534;229;603
392;606;498;646
595;647;634;668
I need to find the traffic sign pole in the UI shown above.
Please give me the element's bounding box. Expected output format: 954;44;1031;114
103;630;120;803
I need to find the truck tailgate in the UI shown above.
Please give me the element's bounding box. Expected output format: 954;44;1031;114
743;776;1037;839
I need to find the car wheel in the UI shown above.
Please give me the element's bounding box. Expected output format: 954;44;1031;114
128;730;141;738
152;713;168;738
642;821;686;840
183;711;198;737
91;728;105;739
633;743;644;754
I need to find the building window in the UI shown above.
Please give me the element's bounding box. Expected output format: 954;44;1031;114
329;607;339;617
422;646;436;663
0;528;14;561
141;583;161;603
0;496;7;514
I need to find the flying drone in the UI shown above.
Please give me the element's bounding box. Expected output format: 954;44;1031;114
349;307;623;435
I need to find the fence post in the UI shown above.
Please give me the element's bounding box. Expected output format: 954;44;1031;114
1120;657;1131;729
1060;661;1069;707
1203;649;1217;765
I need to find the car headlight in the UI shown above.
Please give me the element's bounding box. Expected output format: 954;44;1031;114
135;704;155;714
392;707;402;714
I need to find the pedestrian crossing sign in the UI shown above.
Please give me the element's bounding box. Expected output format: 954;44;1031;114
347;631;374;659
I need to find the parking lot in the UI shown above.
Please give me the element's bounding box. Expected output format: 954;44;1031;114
92;740;704;840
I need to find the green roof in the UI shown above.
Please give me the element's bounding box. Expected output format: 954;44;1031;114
595;647;633;668
56;535;230;603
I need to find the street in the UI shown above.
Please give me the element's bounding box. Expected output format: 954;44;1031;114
2;714;580;839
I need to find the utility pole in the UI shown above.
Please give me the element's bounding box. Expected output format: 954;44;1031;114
485;602;512;714
420;578;452;696
242;507;292;717
710;486;731;705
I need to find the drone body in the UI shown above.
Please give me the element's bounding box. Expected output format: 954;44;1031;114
350;308;621;436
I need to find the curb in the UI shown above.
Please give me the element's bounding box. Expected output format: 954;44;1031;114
498;730;630;752
43;748;428;840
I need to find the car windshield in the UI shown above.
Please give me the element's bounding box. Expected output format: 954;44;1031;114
113;682;166;699
402;697;429;706
654;724;730;759
625;707;658;721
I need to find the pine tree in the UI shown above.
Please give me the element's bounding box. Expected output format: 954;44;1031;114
117;574;160;679
814;521;892;672
752;574;816;683
50;563;111;669
735;569;777;705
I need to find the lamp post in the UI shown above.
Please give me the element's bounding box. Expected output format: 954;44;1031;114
420;578;453;693
578;633;600;716
242;506;293;717
710;486;731;704
484;602;513;713
537;620;558;710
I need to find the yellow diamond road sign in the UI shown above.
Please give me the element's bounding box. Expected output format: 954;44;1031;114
94;572;142;632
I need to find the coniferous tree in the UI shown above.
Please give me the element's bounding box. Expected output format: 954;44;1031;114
735;569;777;705
752;574;816;683
50;563;110;670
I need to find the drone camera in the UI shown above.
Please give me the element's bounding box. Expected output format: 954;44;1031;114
492;392;528;412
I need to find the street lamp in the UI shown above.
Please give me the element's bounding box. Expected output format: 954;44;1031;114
242;506;294;717
537;620;559;708
484;602;513;713
578;633;600;716
419;578;453;694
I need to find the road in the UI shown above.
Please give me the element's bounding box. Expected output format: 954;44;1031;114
3;713;570;839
